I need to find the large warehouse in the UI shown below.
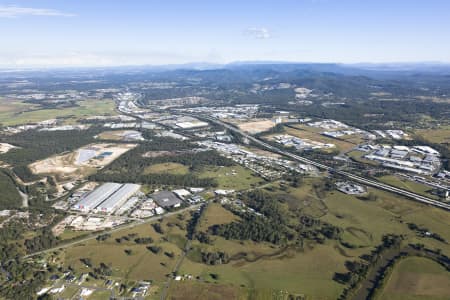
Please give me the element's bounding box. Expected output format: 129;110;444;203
96;183;141;213
73;183;122;212
72;182;141;213
151;191;182;208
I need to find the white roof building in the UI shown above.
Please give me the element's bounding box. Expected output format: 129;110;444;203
96;184;141;214
73;183;122;212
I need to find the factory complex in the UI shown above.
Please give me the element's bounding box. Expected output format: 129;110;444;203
72;183;141;214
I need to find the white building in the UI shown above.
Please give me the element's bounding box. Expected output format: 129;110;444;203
96;184;141;214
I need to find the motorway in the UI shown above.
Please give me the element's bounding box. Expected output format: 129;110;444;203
24;204;202;259
201;116;450;211
120;98;450;210
119;100;450;211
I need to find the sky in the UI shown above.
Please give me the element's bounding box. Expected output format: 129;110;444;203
1;0;450;68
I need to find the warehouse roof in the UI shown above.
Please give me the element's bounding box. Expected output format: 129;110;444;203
151;191;181;207
75;182;122;210
96;183;141;212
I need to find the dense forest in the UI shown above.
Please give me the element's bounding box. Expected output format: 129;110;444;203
0;128;103;182
0;169;22;209
208;189;342;246
90;134;234;187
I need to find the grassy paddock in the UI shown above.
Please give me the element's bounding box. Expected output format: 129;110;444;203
378;175;439;200
196;165;264;191
0;99;116;126
415;126;450;145
378;256;450;300
198;203;240;232
285;125;355;153
143;162;190;175
167;281;247;300
59;213;190;285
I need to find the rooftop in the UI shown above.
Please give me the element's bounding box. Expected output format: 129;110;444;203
151;191;181;207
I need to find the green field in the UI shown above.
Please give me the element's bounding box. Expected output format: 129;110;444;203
56;285;80;299
285;125;355;153
143;162;190;175
172;177;450;299
88;290;114;300
0;98;116;126
198;203;240;232
58;229;92;241
346;150;379;165
54;212;191;296
179;241;347;300
197;165;264;191
378;175;439;200
51;176;450;300
168;281;247;300
0;98;38;124
378;256;450;300
415;126;450;145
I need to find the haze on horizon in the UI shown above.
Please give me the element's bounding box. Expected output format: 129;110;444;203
1;0;450;68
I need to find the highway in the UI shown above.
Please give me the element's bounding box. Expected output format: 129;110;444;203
121;101;450;211
202;116;450;211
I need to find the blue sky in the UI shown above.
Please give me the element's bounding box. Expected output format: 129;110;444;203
1;0;450;67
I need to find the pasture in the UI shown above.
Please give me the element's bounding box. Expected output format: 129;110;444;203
378;256;450;300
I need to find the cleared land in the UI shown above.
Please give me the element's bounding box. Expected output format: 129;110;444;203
97;130;141;141
180;241;347;300
0;143;18;153
97;130;128;141
416;126;450;145
346;150;379;165
167;282;246;300
54;212;191;297
378;175;439;200
0;98;38;125
197;165;264;191
143;162;190;175
197;203;240;232
29;143;136;181
237;120;276;134
379;256;450;300
284;125;354;153
174;177;450;299
0;98;116;126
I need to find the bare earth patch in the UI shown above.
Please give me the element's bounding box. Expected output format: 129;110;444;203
237;119;276;134
29;143;136;181
0;143;18;153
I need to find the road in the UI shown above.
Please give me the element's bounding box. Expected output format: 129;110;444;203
23;204;202;259
159;237;192;300
122;102;450;210
160;203;207;300
201;116;450;211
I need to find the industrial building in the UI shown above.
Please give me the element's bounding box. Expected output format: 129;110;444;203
72;183;122;212
175;120;209;129
336;182;367;195
96;183;141;213
151;191;182;208
72;182;141;213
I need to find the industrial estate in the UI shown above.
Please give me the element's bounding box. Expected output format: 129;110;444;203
0;61;450;300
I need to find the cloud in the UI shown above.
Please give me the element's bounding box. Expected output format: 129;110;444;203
11;52;111;67
244;27;271;39
0;50;223;68
0;5;75;18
